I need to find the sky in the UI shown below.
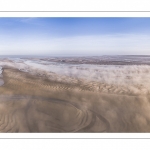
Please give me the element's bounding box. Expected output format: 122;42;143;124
0;18;150;56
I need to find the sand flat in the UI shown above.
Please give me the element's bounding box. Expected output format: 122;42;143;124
0;68;110;132
0;67;149;132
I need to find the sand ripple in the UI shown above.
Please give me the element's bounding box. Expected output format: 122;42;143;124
0;95;109;132
0;68;150;132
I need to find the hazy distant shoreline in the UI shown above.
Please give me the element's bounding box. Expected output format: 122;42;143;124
1;55;150;65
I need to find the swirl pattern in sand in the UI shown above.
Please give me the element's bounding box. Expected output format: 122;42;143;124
0;56;150;132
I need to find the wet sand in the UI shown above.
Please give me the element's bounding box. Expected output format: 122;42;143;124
0;67;150;132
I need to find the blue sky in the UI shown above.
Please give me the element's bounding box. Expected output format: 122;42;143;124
0;18;150;55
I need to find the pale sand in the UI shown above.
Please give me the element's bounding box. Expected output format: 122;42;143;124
0;68;150;132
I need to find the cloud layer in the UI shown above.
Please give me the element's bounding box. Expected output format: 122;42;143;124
1;34;150;55
1;58;150;95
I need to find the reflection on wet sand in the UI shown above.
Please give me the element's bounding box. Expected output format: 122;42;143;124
0;68;150;132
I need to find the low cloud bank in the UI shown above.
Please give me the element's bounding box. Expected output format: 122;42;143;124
1;58;150;95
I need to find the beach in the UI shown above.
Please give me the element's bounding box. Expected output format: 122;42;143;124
0;56;150;132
